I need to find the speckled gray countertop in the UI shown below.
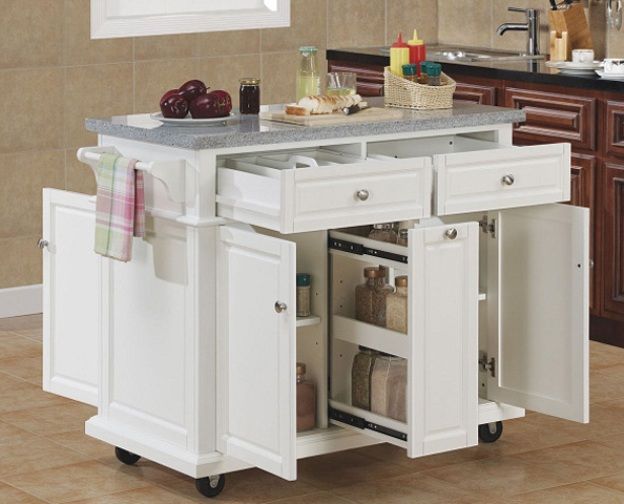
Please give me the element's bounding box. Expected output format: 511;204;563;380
86;98;525;150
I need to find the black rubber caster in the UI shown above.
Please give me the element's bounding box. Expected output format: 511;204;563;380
478;421;503;443
196;474;225;498
115;447;141;465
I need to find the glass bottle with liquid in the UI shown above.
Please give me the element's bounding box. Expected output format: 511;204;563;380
296;46;321;100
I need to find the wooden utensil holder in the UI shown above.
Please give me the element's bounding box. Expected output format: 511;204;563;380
548;3;593;60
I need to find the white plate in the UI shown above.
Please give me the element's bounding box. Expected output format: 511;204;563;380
150;112;236;126
596;70;624;80
546;60;602;70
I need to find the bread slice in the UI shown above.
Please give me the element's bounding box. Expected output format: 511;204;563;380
285;104;310;116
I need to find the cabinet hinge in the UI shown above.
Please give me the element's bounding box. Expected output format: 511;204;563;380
479;351;496;378
479;215;496;238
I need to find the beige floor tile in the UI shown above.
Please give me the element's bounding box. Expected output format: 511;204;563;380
57;485;197;504
591;341;624;370
591;471;624;494
158;468;320;503
0;315;42;332
0;437;89;478
97;456;188;485
497;481;624;503
272;491;357;504
297;450;412;490
0;401;96;434
0;356;42;384
510;440;624;486
0;377;67;413
0;481;48;504
3;460;149;503
0;420;38;446
0;337;41;360
49;431;113;459
13;327;43;343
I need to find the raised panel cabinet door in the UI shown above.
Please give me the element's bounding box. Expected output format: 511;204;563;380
216;225;297;481
454;82;497;105
606;101;624;158
504;87;597;151
408;222;479;457
486;204;590;423
42;189;99;406
603;163;624;320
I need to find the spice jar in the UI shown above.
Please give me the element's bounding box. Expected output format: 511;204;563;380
355;266;394;326
296;273;311;317
427;63;442;86
402;63;418;82
371;356;407;422
239;78;261;114
386;276;408;334
351;347;377;410
369;223;398;244
296;362;316;432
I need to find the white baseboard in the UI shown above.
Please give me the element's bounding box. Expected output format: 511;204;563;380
0;284;42;318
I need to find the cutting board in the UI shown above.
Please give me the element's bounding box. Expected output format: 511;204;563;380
260;107;403;126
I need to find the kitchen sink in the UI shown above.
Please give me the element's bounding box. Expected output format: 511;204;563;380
380;45;544;62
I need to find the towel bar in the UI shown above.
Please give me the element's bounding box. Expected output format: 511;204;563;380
76;146;188;204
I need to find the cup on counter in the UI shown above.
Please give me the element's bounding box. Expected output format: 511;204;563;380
572;49;595;64
604;58;624;74
326;72;357;97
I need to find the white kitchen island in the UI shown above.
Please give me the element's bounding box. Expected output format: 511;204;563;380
41;101;589;498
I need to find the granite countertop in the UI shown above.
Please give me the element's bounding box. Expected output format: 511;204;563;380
327;47;624;93
86;99;524;150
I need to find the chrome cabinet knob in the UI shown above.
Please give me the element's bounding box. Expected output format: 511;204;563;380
501;174;515;186
444;228;458;240
274;301;288;313
355;189;370;201
37;239;49;249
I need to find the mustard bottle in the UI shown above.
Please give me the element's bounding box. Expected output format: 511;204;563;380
390;33;410;77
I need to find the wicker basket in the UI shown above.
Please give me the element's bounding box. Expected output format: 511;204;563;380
384;66;456;110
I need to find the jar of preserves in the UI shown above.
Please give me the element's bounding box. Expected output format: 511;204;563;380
386;275;408;333
239;78;261;114
355;266;394;326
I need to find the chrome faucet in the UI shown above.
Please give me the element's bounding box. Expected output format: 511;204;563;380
496;6;540;56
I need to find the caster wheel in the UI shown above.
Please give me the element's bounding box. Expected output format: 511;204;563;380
115;447;141;466
479;421;503;443
196;474;225;498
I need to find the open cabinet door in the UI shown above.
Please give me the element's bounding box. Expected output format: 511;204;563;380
486;204;589;423
216;225;297;481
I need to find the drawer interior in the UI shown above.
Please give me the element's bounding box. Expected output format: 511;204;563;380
367;135;507;160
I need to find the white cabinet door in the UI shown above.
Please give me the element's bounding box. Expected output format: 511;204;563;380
486;204;589;423
408;222;479;456
216;225;297;480
43;190;99;406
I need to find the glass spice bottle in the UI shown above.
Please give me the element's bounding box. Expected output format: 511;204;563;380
397;229;409;246
351;347;377;410
386;275;408;334
296;273;311;317
355;266;394;326
368;223;398;244
427;62;442;86
296;362;316;432
371;356;407;422
239;78;261;114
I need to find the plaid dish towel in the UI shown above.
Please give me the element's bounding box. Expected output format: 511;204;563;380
94;154;145;262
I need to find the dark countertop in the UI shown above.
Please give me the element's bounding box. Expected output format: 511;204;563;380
327;47;624;93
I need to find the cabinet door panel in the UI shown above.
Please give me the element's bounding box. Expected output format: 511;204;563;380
408;222;479;456
454;82;497;105
216;225;296;480
603;163;624;319
43;189;99;406
487;204;589;423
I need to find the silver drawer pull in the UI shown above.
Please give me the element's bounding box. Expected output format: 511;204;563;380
501;174;515;186
274;301;288;313
355;189;370;201
444;228;458;240
37;239;49;249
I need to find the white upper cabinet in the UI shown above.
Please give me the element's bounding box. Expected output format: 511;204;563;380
91;0;290;39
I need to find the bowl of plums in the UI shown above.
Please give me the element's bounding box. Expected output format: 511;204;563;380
151;79;234;126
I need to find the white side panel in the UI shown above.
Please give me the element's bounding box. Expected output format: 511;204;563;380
217;225;297;481
43;189;99;406
408;222;479;457
487;204;589;423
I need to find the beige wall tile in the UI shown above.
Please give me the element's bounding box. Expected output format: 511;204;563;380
261;0;327;52
196;55;262;107
133;59;197;114
328;0;385;48
0;236;42;288
64;63;134;149
63;0;133;65
65;149;96;194
196;30;261;57
135;34;197;61
0;68;64;154
262;51;300;104
0;0;64;69
386;0;438;46
438;0;492;47
608;29;624;58
0;150;65;239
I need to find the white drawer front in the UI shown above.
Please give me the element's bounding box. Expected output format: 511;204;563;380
435;143;571;215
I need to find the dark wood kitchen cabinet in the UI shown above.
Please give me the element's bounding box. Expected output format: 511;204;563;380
603;162;624;321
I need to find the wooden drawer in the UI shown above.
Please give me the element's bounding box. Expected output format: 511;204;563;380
504;87;597;151
217;148;432;234
454;82;497;105
606;100;624;158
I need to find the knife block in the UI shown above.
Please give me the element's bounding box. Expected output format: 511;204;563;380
550;30;569;61
548;3;593;60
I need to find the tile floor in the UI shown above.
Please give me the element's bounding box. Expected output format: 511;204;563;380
1;315;624;503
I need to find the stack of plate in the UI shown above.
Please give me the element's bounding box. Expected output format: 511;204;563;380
545;60;603;76
596;69;624;81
